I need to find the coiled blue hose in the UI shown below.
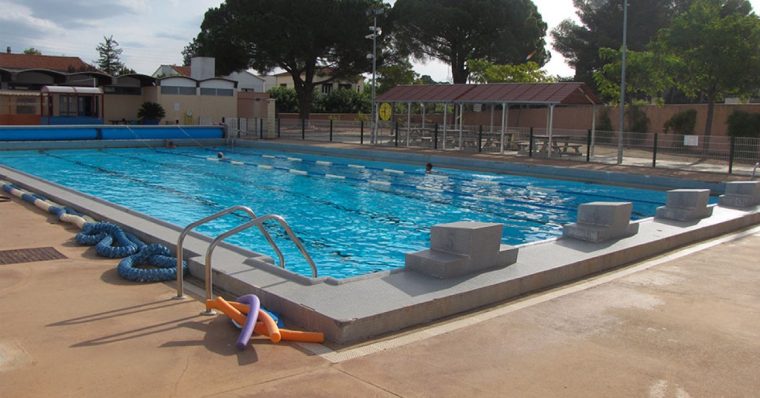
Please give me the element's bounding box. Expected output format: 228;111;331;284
76;222;187;282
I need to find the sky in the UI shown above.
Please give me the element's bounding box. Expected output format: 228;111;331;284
3;0;760;81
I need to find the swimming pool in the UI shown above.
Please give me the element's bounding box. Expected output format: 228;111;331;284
0;146;668;278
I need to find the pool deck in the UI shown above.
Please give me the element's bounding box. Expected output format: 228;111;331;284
2;187;760;396
2;141;760;345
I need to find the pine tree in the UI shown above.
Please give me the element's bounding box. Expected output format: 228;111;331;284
95;35;125;75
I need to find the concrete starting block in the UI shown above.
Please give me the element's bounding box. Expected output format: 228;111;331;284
405;221;518;279
562;202;639;243
719;181;760;208
656;189;713;222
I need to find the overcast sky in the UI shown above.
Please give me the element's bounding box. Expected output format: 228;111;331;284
2;0;760;81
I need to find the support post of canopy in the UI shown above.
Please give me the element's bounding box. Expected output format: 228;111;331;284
406;102;411;147
421;103;426;129
591;105;597;156
547;104;556;159
458;103;463;151
442;103;448;150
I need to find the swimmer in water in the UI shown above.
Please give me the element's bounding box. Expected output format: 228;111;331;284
217;152;224;159
425;162;433;173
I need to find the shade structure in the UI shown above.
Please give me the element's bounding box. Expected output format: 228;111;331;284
376;82;601;106
374;82;602;158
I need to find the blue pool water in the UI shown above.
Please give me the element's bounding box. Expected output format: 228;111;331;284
0;146;669;279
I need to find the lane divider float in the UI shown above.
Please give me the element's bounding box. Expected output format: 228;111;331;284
1;181;187;283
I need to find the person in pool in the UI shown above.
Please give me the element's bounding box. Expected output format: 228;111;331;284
217;152;224;159
425;162;433;173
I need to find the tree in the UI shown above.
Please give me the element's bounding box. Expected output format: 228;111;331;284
377;60;418;94
182;38;200;66
193;0;383;118
467;59;553;83
552;0;689;86
592;48;679;103
653;0;760;135
391;0;548;84
23;48;42;55
95;35;126;75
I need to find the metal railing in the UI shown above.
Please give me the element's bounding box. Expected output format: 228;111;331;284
175;205;284;298
202;214;317;308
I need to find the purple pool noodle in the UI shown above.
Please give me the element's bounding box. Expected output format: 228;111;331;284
235;294;260;350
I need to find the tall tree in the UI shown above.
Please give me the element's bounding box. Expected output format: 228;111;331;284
182;38;200;66
467;59;552;83
652;0;760;135
377;60;418;94
95;35;125;75
552;0;690;86
391;0;548;84
23;48;42;55
193;0;383;118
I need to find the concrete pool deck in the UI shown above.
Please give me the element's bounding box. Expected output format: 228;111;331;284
2;192;760;397
1;142;759;344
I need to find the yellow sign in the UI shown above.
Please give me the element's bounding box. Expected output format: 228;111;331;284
379;103;392;121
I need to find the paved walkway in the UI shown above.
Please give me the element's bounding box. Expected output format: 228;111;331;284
1;193;759;397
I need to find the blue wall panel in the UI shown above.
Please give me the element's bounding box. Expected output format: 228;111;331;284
101;127;223;140
0;126;222;141
0;128;97;141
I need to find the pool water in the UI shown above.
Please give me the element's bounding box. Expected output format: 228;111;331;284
0;146;669;279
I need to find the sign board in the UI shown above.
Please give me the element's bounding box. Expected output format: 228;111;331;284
379;103;392;121
683;135;699;147
473;104;482;112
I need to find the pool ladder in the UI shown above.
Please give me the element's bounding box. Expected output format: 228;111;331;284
175;205;318;308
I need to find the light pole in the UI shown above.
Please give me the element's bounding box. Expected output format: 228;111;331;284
366;7;383;144
617;0;628;165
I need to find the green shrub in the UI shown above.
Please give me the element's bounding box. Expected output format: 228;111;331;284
726;110;760;138
317;89;371;114
625;103;650;145
137;102;165;123
595;109;614;143
267;86;299;114
663;109;697;135
726;110;760;161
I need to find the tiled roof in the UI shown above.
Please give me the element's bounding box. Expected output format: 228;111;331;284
0;53;94;72
172;65;191;77
377;83;601;105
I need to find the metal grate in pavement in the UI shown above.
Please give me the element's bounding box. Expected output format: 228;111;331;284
0;247;67;265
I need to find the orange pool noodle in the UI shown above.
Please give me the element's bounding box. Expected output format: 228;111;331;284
213;299;323;343
257;309;282;343
206;297;246;325
280;329;325;343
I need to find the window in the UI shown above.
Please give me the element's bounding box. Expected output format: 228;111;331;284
16;97;37;114
59;95;76;116
339;83;352;91
103;86;141;95
200;88;234;96
321;84;332;94
161;86;196;95
280;83;287;87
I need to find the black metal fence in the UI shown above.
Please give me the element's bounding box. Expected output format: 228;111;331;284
234;118;760;176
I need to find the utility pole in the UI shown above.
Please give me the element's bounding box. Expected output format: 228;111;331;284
366;8;384;144
617;0;628;165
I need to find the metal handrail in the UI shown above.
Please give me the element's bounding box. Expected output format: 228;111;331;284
203;214;318;305
175;205;285;298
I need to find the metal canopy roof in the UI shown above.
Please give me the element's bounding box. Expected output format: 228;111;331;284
376;82;601;105
41;86;103;95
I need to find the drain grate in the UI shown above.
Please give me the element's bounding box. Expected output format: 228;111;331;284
0;247;67;265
